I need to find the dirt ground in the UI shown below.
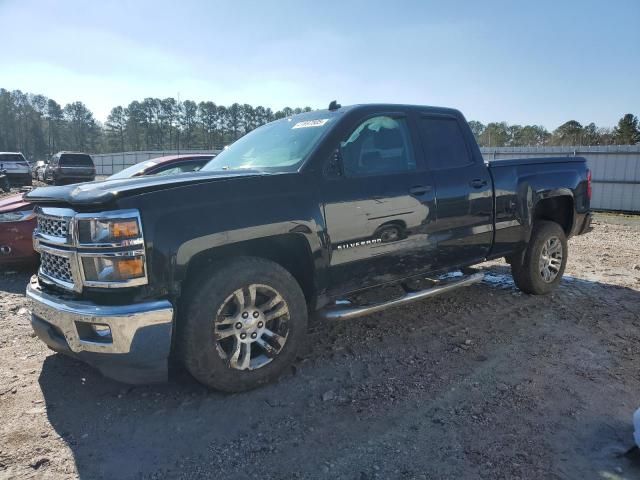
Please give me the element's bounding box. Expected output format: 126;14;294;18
1;212;639;479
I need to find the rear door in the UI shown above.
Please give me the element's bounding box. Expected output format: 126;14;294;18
416;114;493;268
322;110;437;295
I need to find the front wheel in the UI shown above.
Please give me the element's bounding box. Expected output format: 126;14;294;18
178;257;308;392
511;220;568;295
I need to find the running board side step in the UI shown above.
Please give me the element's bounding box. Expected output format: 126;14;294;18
318;272;484;321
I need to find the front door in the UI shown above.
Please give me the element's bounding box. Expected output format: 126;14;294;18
322;113;437;296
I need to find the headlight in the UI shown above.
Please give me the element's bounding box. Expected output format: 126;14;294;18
81;255;146;282
74;210;147;287
0;210;35;223
76;211;142;245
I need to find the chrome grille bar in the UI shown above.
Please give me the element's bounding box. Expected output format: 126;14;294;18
40;251;73;283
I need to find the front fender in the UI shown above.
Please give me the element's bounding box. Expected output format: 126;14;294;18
115;173;328;299
173;220;324;280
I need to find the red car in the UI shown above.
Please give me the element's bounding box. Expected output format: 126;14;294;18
0;194;36;266
0;154;215;267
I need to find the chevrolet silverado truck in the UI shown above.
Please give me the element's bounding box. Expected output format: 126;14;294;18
24;103;592;391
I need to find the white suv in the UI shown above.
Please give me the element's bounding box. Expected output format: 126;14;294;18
0;152;32;186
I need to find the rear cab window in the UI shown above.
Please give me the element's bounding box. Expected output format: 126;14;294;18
59;154;94;167
418;117;473;170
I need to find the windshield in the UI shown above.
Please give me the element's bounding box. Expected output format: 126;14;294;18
108;159;158;180
201;113;333;173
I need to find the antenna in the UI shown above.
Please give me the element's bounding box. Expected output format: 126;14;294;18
328;100;341;111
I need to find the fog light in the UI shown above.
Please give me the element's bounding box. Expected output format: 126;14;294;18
92;324;112;338
76;321;113;343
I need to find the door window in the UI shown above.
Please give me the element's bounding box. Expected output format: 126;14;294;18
419;117;472;169
340;116;416;177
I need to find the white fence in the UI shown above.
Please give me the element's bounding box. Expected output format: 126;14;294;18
92;150;222;176
481;146;640;212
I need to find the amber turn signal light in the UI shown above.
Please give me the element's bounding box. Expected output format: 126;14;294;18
111;220;140;240
114;257;145;278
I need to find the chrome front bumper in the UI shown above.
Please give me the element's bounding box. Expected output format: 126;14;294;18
26;276;174;383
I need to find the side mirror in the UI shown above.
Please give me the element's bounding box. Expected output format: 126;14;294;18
325;149;344;178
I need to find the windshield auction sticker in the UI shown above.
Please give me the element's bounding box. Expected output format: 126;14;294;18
292;119;329;129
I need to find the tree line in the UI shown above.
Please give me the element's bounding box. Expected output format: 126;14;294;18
0;87;638;160
469;116;640;148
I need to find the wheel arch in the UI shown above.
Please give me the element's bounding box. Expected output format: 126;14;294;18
178;233;318;307
532;194;574;235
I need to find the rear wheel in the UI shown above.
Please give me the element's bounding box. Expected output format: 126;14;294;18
511;220;567;295
178;257;308;392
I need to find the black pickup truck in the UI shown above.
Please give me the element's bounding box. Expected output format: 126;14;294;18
25;103;592;391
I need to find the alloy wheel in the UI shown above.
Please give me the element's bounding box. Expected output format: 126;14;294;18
538;236;563;283
213;284;290;370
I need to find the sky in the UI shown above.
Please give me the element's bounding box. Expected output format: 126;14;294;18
1;0;639;129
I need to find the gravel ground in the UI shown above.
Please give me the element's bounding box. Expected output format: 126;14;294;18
1;213;640;479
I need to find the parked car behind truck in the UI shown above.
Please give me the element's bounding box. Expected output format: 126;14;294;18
44;151;95;185
0;152;32;186
24;103;592;392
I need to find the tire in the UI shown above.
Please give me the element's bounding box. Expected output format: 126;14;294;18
511;220;568;295
178;256;308;392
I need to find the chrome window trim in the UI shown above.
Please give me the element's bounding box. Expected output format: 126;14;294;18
34;207;148;292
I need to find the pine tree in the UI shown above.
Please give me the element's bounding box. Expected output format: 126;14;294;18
613;114;640;145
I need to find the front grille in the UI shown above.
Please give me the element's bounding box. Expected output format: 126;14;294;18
40;251;74;285
37;215;69;239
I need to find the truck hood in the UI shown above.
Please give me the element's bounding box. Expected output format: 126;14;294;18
24;170;267;207
0;193;31;213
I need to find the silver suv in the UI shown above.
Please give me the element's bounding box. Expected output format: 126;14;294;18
45;152;96;185
0;152;32;186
